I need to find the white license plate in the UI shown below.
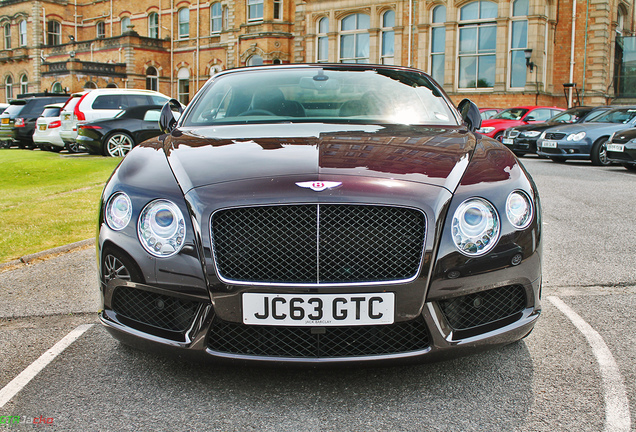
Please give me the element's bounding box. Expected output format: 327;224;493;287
243;293;395;326
607;144;625;152
542;140;558;148
502;138;514;145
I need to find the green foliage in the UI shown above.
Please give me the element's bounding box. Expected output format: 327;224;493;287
0;150;120;263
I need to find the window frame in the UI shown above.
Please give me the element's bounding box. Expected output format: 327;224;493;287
430;5;446;86
457;1;498;90
178;8;190;39
509;0;529;89
273;0;283;21
5;75;12;101
146;66;159;91
96;21;106;39
148;13;159;38
19;74;27;94
47;20;61;46
211;3;222;33
121;17;131;34
4;23;10;50
247;0;264;22
316;17;329;63
380;10;395;65
18;20;26;47
177;68;190;105
338;13;370;64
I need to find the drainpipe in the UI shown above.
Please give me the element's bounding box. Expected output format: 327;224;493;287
171;0;174;97
74;0;77;41
42;7;46;44
197;0;200;90
110;0;113;37
582;0;590;103
407;0;413;67
568;0;576;107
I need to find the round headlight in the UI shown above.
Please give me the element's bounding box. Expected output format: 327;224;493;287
105;192;132;231
452;198;500;256
138;200;186;257
506;191;533;229
567;131;586;141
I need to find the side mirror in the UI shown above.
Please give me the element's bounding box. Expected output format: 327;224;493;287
159;99;184;134
525;116;535;122
457;99;481;132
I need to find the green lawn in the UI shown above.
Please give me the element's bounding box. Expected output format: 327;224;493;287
0;150;121;263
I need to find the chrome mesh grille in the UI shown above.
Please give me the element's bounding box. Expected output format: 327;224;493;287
211;204;426;284
112;287;200;332
438;285;527;330
207;317;430;358
544;132;566;140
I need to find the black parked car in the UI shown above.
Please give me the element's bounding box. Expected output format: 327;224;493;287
500;106;611;156
0;94;70;149
98;64;541;365
606;128;636;171
77;105;163;157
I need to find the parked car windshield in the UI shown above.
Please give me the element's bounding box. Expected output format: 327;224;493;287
183;68;458;127
589;108;636;124
41;107;61;117
492;108;528;120
3;104;25;116
550;107;591;123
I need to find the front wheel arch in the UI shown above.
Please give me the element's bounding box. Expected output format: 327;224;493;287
590;136;610;166
103;131;135;157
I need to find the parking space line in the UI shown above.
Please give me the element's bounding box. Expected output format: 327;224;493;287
547;296;631;432
0;324;93;409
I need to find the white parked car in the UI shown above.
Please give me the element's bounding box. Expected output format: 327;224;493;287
33;103;65;152
60;88;171;153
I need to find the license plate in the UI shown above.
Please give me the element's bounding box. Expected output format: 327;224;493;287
39;124;46;131
542;140;558;148
607;144;625;152
243;293;395;326
1;118;8;124
502;138;514;145
62;114;71;120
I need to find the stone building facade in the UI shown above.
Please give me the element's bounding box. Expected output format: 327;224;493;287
0;0;632;108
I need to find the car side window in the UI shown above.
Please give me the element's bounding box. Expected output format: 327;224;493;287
143;109;161;122
150;95;168;105
127;95;149;108
528;109;552;121
92;95;123;110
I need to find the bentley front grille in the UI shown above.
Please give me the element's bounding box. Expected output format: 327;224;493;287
438;285;527;330
211;204;426;284
207;317;430;358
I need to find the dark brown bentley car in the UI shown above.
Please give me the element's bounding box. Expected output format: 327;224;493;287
98;65;541;364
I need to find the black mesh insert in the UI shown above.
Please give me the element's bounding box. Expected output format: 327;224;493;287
211;205;425;284
438;285;527;330
112;287;200;332
207;318;430;358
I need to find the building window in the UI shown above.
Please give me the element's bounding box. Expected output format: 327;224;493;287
47;21;61;46
19;74;27;94
247;0;263;21
381;10;395;65
510;0;528;88
339;13;370;63
84;81;97;89
148;13;159;38
146;66;158;91
52;82;63;93
317;17;328;62
223;6;229;29
177;68;190;105
274;0;283;20
4;23;10;50
121;17;131;34
430;5;446;85
211;3;222;33
178;8;189;39
247;55;263;66
19;20;26;46
458;1;497;89
5;75;12;101
96;21;105;38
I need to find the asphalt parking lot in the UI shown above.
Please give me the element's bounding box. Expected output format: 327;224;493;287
0;157;634;431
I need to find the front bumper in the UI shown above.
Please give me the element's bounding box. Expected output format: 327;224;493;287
607;142;636;165
536;138;592;159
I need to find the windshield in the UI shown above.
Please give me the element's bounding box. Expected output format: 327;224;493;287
4;104;24;116
183;68;457;127
590;108;636;124
492;108;529;120
42;107;61;117
549;108;591;123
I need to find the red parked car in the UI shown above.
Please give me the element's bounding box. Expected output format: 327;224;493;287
477;106;565;141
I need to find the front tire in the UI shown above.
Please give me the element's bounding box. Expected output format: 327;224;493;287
104;132;134;157
591;137;610;166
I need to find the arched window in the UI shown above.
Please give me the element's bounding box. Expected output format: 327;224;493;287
106;82;118;88
84;81;98;89
96;21;105;38
121;17;131;34
247;55;263;66
381;10;395;65
178;8;190;39
146;66;158;91
458;1;497;89
339;13;370;63
430;6;446;85
4;23;11;50
317;17;329;63
247;0;264;21
51;82;63;93
5;75;13;101
47;20;61;46
510;0;529;88
148;13;159;38
18;20;27;46
211;3;222;33
178;68;190;105
617;7;626;35
272;58;282;64
19;74;27;94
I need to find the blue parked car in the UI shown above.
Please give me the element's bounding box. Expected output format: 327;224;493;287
536;106;636;165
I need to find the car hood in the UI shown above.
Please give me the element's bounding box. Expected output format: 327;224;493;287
152;123;476;193
543;122;623;134
513;121;564;132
